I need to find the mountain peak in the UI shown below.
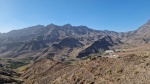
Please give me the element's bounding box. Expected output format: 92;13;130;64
48;23;57;26
63;24;72;27
46;23;58;28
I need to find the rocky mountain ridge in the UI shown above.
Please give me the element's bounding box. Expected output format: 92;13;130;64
122;20;150;44
0;20;150;61
0;20;150;84
0;24;122;61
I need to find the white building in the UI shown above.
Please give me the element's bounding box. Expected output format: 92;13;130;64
105;50;114;54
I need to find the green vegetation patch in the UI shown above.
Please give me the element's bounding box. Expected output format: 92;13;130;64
7;62;29;69
0;58;31;69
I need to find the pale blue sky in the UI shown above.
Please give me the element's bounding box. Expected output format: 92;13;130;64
0;0;150;33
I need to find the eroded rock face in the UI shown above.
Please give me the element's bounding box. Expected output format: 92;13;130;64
22;53;150;84
2;20;150;61
0;24;122;60
1;20;150;60
77;36;122;58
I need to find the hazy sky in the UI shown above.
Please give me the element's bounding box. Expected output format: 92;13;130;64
0;0;150;33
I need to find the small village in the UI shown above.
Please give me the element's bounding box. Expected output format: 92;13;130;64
103;49;126;58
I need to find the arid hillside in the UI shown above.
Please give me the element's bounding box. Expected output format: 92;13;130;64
21;44;150;84
0;21;150;84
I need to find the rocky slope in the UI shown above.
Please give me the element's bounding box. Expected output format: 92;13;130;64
0;24;122;61
0;69;22;84
123;20;150;44
77;36;122;58
22;50;150;84
0;20;150;84
1;20;150;61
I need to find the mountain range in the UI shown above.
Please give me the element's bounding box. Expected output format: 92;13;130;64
0;20;150;61
0;20;150;84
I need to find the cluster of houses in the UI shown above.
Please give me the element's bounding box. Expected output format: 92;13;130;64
103;49;125;58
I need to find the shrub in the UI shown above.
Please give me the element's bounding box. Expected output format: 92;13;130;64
144;55;149;58
106;70;112;75
80;55;91;60
116;69;123;74
63;61;72;65
116;78;120;81
134;71;139;75
146;63;149;66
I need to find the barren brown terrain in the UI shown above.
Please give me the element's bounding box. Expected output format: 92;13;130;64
1;20;150;84
21;44;150;84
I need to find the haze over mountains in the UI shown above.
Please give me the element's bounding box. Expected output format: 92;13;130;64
0;20;150;61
